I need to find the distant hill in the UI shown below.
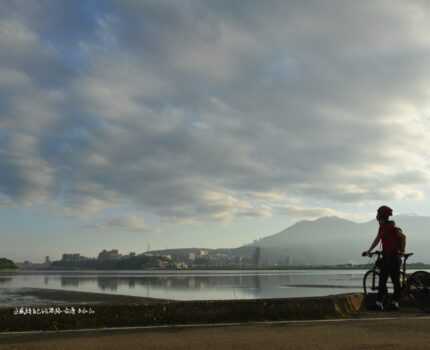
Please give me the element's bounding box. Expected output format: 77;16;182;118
242;215;430;265
146;215;430;267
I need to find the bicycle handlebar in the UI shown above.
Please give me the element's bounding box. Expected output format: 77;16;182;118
361;251;413;258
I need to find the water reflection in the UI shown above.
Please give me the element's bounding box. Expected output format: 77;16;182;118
0;277;12;284
0;270;368;301
61;277;80;287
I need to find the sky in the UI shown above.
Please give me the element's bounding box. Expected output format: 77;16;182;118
1;0;430;262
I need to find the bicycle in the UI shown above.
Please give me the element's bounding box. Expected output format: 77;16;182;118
362;251;430;312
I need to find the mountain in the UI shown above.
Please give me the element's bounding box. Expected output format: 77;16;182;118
241;215;430;265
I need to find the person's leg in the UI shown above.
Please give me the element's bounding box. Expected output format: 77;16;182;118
390;256;402;306
377;258;389;307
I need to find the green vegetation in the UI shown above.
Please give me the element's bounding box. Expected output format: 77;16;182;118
0;258;17;270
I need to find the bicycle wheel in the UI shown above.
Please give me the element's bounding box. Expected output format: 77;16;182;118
363;270;380;296
407;271;430;312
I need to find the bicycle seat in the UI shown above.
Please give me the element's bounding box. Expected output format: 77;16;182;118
402;252;413;259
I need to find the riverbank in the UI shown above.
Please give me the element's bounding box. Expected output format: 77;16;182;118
0;290;364;332
2;288;167;305
0;287;166;308
5;262;430;272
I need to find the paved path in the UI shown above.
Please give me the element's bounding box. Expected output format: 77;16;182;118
1;314;430;350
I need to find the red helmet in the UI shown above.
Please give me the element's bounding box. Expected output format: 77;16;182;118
377;205;393;218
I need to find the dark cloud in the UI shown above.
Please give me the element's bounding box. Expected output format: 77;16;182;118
0;1;429;221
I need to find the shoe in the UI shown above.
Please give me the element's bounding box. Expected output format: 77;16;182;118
391;301;400;310
375;301;384;311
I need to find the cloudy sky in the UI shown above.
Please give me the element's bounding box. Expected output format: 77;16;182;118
1;0;430;261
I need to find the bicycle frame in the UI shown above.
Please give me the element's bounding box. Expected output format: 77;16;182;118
363;251;413;295
363;251;430;312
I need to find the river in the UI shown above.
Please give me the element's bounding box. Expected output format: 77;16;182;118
0;269;375;305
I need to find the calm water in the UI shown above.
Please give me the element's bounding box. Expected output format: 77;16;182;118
0;270;370;305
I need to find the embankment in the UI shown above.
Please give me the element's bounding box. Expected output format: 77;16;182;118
0;291;364;332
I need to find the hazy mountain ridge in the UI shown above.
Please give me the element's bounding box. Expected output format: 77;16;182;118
148;215;430;266
246;215;430;265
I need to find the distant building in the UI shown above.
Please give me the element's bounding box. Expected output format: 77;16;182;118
283;256;291;266
175;262;188;269
253;247;261;266
98;249;121;261
189;250;208;262
45;256;51;264
62;254;84;262
158;259;169;268
188;252;196;261
15;261;33;269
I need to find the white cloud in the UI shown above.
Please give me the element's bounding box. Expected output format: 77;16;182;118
0;19;40;54
1;1;430;224
104;215;146;232
275;205;339;219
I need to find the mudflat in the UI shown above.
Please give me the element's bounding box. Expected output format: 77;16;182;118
0;287;167;305
0;317;430;350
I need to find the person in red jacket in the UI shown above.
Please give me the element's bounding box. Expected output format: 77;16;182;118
363;206;406;310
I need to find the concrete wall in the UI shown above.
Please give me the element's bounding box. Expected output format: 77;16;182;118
0;294;364;332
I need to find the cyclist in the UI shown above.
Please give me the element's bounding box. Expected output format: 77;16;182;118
363;205;406;310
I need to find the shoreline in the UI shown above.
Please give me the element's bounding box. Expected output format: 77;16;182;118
3;263;430;273
0;287;168;306
0;292;365;332
0;268;370;275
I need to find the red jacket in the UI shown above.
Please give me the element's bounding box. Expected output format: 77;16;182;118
378;221;401;255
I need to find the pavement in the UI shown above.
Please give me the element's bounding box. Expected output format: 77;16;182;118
0;310;429;350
